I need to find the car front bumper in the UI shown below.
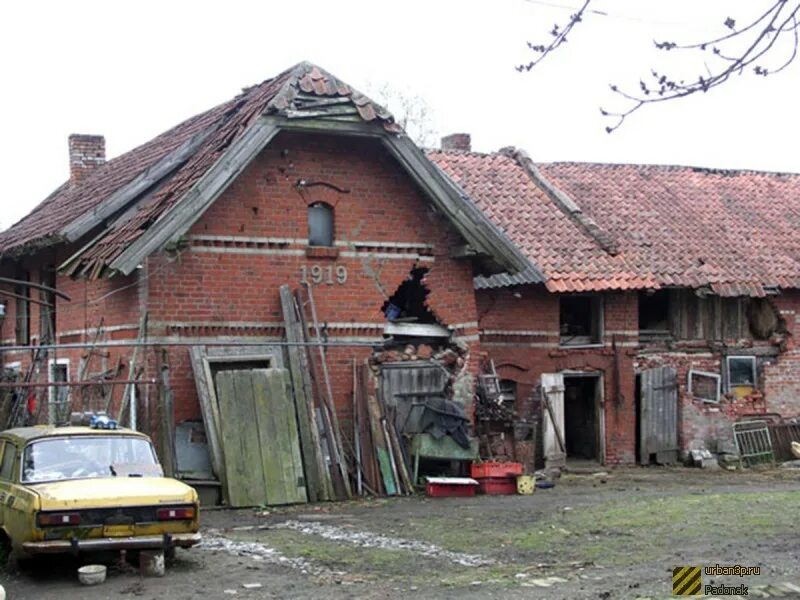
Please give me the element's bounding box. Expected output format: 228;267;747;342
23;532;201;554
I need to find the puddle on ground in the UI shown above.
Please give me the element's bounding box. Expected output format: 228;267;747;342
272;520;494;567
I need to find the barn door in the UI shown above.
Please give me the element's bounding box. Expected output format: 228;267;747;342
541;373;566;467
639;366;678;465
215;368;307;507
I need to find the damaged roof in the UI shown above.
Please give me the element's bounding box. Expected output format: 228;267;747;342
429;148;800;296
1;62;528;278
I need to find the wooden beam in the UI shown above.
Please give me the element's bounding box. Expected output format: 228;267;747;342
0;276;71;301
279;284;330;502
60;127;215;242
382;135;531;275
448;244;479;259
109;119;280;275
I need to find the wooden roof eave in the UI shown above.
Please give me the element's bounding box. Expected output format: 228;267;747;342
59;126;217;244
98;115;531;277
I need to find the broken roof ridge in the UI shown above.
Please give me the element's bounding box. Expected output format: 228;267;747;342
501;147;620;257
0;91;248;248
538;160;800;178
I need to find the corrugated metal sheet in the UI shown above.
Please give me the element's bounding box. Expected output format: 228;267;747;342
639;366;678;465
473;267;544;290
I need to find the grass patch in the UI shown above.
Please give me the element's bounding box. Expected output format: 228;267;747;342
356;490;800;569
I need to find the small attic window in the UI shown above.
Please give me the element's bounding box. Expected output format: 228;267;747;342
308;202;334;247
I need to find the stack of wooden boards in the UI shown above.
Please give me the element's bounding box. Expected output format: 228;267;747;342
280;283;415;499
353;361;414;496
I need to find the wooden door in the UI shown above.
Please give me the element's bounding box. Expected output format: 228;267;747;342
541;373;566;467
639;366;679;465
215;368;307;507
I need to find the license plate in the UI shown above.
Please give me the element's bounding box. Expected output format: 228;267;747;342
103;524;135;537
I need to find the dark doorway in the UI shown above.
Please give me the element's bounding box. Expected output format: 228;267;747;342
563;375;600;461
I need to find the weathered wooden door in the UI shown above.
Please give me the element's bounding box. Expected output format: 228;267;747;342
639;366;679;465
215;368;307;507
541;373;566;467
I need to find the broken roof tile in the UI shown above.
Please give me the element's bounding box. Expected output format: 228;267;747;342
0;62;401;275
429;151;800;295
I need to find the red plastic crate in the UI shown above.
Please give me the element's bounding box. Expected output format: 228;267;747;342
425;477;478;498
470;461;523;479
476;476;518;495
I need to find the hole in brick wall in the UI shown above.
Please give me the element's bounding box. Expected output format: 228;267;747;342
747;297;783;340
638;289;670;331
382;267;439;324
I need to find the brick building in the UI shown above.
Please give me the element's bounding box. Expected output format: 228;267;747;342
2;61;800;480
0;64;526;481
431;146;800;466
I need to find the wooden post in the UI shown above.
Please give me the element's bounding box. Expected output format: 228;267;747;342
119;312;148;426
279;284;330;502
156;348;176;477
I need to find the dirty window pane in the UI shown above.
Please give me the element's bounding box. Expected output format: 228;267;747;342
0;442;17;481
727;356;757;387
22;436;159;483
308;203;334;247
688;370;720;403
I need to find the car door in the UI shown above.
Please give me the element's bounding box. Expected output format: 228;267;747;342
0;439;13;528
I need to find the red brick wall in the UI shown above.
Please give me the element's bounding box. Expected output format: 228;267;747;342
478;286;800;463
477;285;639;464
762;291;800;418
0;248;142;420
145;131;481;424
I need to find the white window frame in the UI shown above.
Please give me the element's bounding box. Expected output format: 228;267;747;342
47;358;70;424
726;355;757;390
688;369;721;404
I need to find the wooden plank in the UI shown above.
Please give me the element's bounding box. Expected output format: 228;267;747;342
110;119;280;275
366;386;397;495
274;369;308;502
118;311;148;425
279;285;324;502
250;369;283;505
541;373;566;467
296;284;351;499
60;127;215;242
216;370;268;507
188;346;228;503
357;364;381;494
156;349;176;478
260;369;298;504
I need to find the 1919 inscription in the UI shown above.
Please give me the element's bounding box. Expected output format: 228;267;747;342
300;264;348;285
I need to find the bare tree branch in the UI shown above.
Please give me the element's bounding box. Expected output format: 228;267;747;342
519;1;800;132
516;0;592;71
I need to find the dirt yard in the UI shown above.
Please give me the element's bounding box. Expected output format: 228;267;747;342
3;467;800;599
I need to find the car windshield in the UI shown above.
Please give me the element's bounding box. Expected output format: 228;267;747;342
22;436;160;483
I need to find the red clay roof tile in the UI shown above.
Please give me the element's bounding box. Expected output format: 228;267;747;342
429;151;800;294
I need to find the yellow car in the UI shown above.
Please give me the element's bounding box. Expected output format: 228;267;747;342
0;425;200;563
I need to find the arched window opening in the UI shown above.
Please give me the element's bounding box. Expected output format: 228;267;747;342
308;202;334;247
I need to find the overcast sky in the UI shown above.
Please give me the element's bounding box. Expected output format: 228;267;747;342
2;0;798;230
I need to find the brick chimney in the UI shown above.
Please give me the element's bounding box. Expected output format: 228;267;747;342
69;134;105;182
441;133;471;152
